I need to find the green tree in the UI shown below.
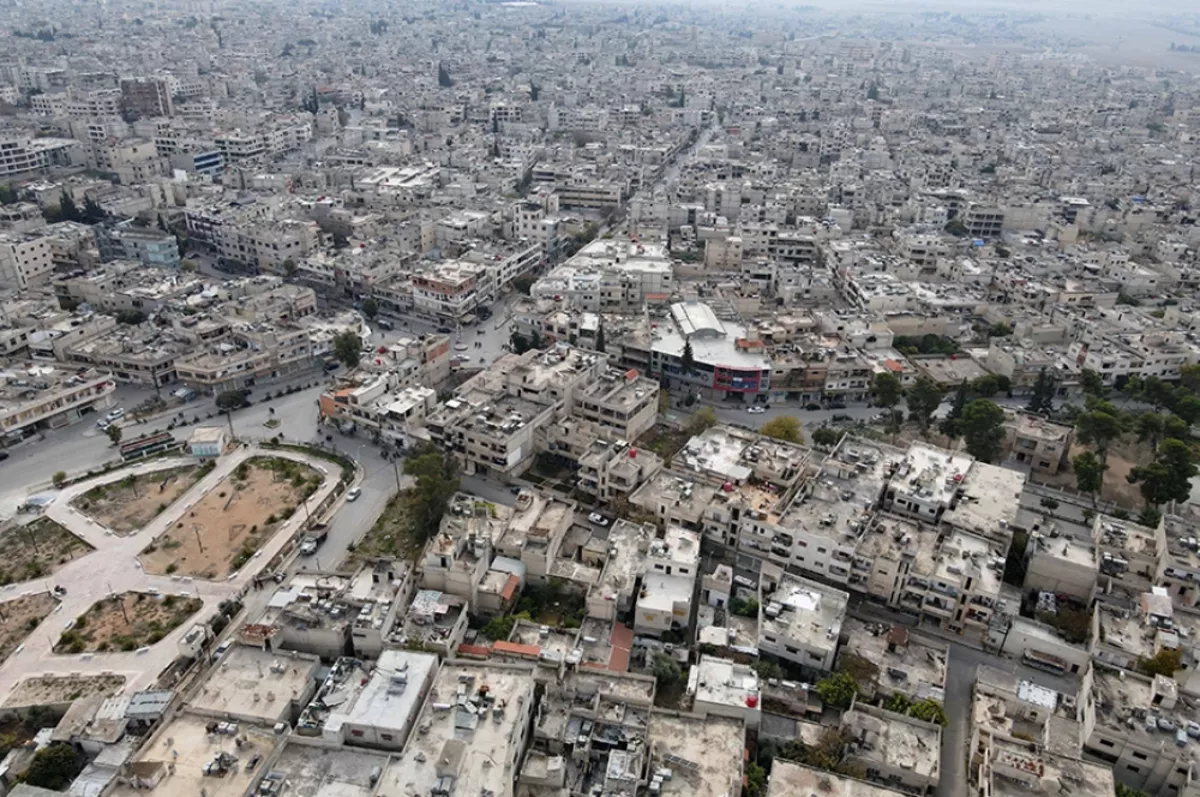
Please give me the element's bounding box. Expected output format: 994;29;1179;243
105;424;122;445
332;330;362;369
884;692;913;714
1080;368;1110;401
52;471;67;488
971;374;1001;398
82;195;107;223
815;671;858;710
529;330;543;350
760;415;804;444
215;390;248;412
482;615;516;641
939;381;969;439
744;761;767;797
1026;371;1057;415
687;406;717;434
595;323;606;353
650;652;681;686
21;743;80;790
872;372;903;438
180;258;197;272
510;330;530;354
1072;450;1107;509
360;298;379;319
1128;438;1197;508
1135;412;1166;452
1003;531;1028;586
1075;406;1127;467
908;698;948;726
115;309;146;325
812;427;842;448
959;399;1006;463
752;659;783;680
58;189;80;222
680;339;695;375
282;257;297;276
0;183;18;205
402;444;460;541
1138;506;1163;529
906;376;943;432
1138;647;1182;678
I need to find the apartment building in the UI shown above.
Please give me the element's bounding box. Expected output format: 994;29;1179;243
94;223;181;269
758;572;850;673
1007;414;1073;476
0;231;55;289
1093;513;1167;593
0;361;116;440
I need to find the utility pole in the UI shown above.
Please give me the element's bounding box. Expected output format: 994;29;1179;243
24;524;39;556
193;523;205;553
392;459;402;492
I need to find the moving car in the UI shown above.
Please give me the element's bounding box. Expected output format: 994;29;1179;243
588;512;609;526
746;406;766;414
346;487;362;501
436;326;453;334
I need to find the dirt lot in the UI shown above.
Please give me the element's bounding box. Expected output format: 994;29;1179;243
1036;443;1143;508
4;674;125;708
341;493;417;571
140;457;320;579
73;465;205;535
0;593;57;664
0;518;93;585
56;592;203;654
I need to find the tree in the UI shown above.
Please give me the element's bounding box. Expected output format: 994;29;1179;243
437;62;453;88
1138;506;1163;529
940;381;969;439
215;390;248;412
360;298;379;320
760;415;804;445
594;323;606;353
1072;451;1107;509
82;195;107;223
22;742;81;790
402;444;460;541
332;330;362;370
52;471;67;489
959;399;1006;463
58;189;80;222
871;371;903;419
970;374;1001;398
281;257;297;277
529;330;543;350
0;183;18;205
115;309;146;325
866;83;879;100
105;424;122;445
908;698;948;726
1128;438;1197;508
906;376;943;432
180;258;197;272
482;615;515;641
1002;531;1028;586
1080;368;1110;401
650;652;681;686
1138;647;1182;678
752;659;783;680
510;331;530;355
744;762;767;797
812;427;842;448
1075;406;1126;467
687;407;717;434
815;671;858;710
680;339;695;375
1135;412;1166;453
1026;368;1058;415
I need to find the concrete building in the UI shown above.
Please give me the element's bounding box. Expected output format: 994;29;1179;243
0;361;116;441
843;704;942;794
1007;414;1073;476
759;573;849;673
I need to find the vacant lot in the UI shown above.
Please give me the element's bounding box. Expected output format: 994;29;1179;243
0;518;93;585
340;493;415;571
0;593;57;664
56;592;203;654
73;465;205;535
141;457;320;579
5;674;125;708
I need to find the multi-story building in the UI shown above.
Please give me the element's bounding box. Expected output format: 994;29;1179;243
0;361;116;441
758;572;849;673
1007;414;1073;476
0;231;55;289
119;77;174;119
94;222;180;269
1093;513;1167;594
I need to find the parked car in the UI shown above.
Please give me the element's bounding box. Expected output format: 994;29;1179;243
436;326;453;334
832;413;853;423
588;512;609;527
746;406;766;414
106;407;125;421
804;403;821;411
0;451;8;462
346;487;362;502
827;400;847;409
376;318;394;330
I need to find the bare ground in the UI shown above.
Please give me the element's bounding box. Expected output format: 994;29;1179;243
0;593;57;665
4;675;126;708
140;457;319;579
56;592;203;654
0;518;93;585
72;465;203;535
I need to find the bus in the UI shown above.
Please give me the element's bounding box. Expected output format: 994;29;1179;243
119;431;179;461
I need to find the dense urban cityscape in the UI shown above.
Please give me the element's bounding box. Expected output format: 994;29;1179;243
2;1;1200;796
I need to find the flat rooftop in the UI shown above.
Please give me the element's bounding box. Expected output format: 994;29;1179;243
647;713;744;797
1093;513;1161;557
630;472;718;522
379;662;536;797
189;646;318;724
110;712;277;797
690;655;760;711
944;461;1026;537
762;574;849;654
267;743;392;797
844;707;941;781
986;737;1115;797
768;759;902;797
840;619;948;700
325;650;438;742
1029;533;1098;570
594;519;653;604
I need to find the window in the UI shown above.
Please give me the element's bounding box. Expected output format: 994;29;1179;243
350;730;364;738
1132;752;1148;761
381;733;394;741
809;652;823;662
1126;765;1140;774
1098;739;1115;748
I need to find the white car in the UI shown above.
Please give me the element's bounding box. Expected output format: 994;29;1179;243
588;512;609;526
346;487;362;502
106;407;125;421
746;406;766;414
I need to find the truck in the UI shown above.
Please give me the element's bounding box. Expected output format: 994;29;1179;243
298;524;328;556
